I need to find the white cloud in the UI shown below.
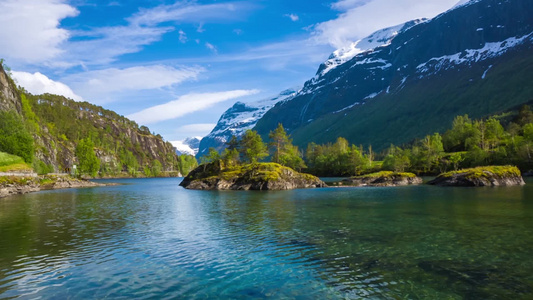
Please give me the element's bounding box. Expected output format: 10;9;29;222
11;71;83;101
313;0;460;48
65;65;204;101
205;42;218;54
285;14;299;22
178;30;188;43
0;0;78;64
127;89;260;125
128;2;254;26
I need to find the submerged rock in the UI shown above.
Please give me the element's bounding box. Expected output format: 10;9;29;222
428;166;525;187
338;171;422;187
180;161;326;190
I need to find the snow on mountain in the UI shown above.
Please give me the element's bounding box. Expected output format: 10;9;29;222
171;137;202;156
416;32;533;77
197;88;300;157
320;19;426;75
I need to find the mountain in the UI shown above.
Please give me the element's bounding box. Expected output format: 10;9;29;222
0;63;184;177
197;88;299;157
171;137;201;156
254;0;533;151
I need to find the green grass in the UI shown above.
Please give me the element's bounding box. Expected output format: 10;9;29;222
0;151;25;167
191;161;318;183
438;165;522;179
0;152;32;172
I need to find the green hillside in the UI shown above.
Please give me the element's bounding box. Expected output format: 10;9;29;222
0;63;196;177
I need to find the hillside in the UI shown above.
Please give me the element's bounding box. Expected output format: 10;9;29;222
254;0;533;151
0;63;188;177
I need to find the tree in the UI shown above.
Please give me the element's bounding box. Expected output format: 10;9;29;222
0;111;34;163
269;123;291;163
268;124;305;170
240;130;268;163
151;160;162;177
200;147;221;164
75;138;100;177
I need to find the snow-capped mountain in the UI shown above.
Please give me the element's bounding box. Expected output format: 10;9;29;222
254;0;533;150
197;88;300;157
171;137;202;156
319;19;426;76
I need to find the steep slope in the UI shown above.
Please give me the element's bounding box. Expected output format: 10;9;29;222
254;0;533;151
0;64;180;176
197;88;299;157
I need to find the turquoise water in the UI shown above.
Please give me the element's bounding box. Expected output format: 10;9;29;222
1;178;532;299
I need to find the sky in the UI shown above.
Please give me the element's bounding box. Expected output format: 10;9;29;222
0;0;461;143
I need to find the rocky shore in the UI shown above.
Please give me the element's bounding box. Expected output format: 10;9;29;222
0;175;105;198
428;166;525;187
180;161;326;190
334;171;423;187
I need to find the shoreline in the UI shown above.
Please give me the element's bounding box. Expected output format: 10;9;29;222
0;175;112;198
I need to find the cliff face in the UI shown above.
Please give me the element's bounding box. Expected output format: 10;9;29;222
0;65;179;176
0;65;21;113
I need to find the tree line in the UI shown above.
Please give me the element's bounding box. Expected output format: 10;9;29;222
200;105;533;176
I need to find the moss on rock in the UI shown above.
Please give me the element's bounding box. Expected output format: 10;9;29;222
428;166;525;187
335;171;422;187
180;161;326;190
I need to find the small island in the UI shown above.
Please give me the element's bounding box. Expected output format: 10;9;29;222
428;166;525;187
334;171;423;187
180;161;326;190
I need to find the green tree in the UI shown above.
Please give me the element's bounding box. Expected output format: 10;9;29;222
200;147;221;164
240;130;268;164
75;138;100;177
0;111;34;163
268;123;291;163
151;160;163;177
268;124;305;170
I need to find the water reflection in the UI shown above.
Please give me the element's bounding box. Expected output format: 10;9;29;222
0;178;532;299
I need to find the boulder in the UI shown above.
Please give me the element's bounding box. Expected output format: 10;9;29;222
338;171;422;187
180;161;326;190
428;166;525;187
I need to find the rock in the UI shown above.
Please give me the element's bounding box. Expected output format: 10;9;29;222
428;166;525;187
339;171;422;187
180;161;326;190
0;175;106;198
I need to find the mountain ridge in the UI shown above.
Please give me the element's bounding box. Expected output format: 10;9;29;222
253;0;533;151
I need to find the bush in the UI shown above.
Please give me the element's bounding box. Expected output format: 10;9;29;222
0;111;34;163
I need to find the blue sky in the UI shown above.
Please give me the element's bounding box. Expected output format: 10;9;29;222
0;0;460;142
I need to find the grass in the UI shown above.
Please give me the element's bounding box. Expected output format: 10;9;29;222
438;165;522;179
0;152;32;172
191;161;317;183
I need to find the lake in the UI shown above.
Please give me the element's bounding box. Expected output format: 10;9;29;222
1;178;532;299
